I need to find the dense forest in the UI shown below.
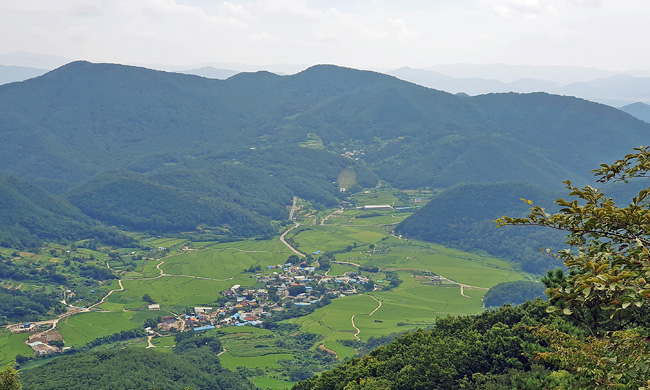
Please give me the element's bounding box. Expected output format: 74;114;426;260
0;175;131;249
0;287;64;323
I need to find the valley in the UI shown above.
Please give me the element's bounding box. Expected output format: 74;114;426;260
1;61;649;388
1;187;529;389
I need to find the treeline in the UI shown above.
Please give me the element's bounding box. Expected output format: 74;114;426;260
84;328;147;349
396;182;566;274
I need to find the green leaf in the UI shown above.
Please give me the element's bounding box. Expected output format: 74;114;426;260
545;306;558;313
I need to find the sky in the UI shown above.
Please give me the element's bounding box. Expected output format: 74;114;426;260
1;0;649;72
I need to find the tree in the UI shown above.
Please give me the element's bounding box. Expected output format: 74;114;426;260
0;362;21;390
289;285;307;297
497;147;650;388
48;339;64;349
142;294;154;304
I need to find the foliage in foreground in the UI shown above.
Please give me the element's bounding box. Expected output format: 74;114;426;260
0;362;21;390
495;146;650;388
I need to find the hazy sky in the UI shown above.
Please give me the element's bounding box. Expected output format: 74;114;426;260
1;0;649;71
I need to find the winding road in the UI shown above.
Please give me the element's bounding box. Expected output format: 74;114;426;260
350;294;383;340
280;223;306;257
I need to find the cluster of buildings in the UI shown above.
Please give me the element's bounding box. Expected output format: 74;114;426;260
153;261;376;333
341;148;365;160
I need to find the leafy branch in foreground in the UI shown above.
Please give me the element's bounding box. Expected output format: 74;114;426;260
497;147;650;388
0;362;21;390
496;180;650;332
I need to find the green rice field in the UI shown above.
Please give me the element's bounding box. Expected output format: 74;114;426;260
0;330;32;366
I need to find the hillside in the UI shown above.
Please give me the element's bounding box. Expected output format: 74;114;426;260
0;61;648;194
0;175;128;248
292;300;569;389
395;182;566;273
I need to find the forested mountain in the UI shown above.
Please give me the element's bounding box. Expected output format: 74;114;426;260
0;61;647;192
1;60;648;251
395;182;566;273
0;175;128;248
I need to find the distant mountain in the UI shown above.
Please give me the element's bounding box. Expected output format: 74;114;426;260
0;61;647;191
388;67;650;106
0;51;72;69
619;102;650;123
177;66;240;79
0;65;48;85
425;63;616;84
387;67;559;95
557;74;650;105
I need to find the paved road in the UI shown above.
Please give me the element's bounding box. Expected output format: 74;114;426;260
280;223;306;257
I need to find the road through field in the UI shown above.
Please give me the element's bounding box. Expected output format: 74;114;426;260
280;223;306;257
350;294;383;341
368;295;382;316
89;279;124;309
351;315;361;340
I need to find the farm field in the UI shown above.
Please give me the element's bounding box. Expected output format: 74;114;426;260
0;330;32;366
349;188;401;206
109;276;232;308
57;310;164;347
159;240;288;279
286;225;386;254
337;167;357;190
216;327;298;390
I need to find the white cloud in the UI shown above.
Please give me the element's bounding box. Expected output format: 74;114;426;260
0;0;648;70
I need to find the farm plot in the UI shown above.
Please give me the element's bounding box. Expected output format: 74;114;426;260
288;225;386;254
0;330;32;365
350;188;401;206
160;240;287;279
110;276;231;308
57;311;140;347
369;243;526;288
289;294;379;359
337;168;357;190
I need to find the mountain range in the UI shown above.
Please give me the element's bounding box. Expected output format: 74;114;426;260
1;60;648;263
388;67;650;107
